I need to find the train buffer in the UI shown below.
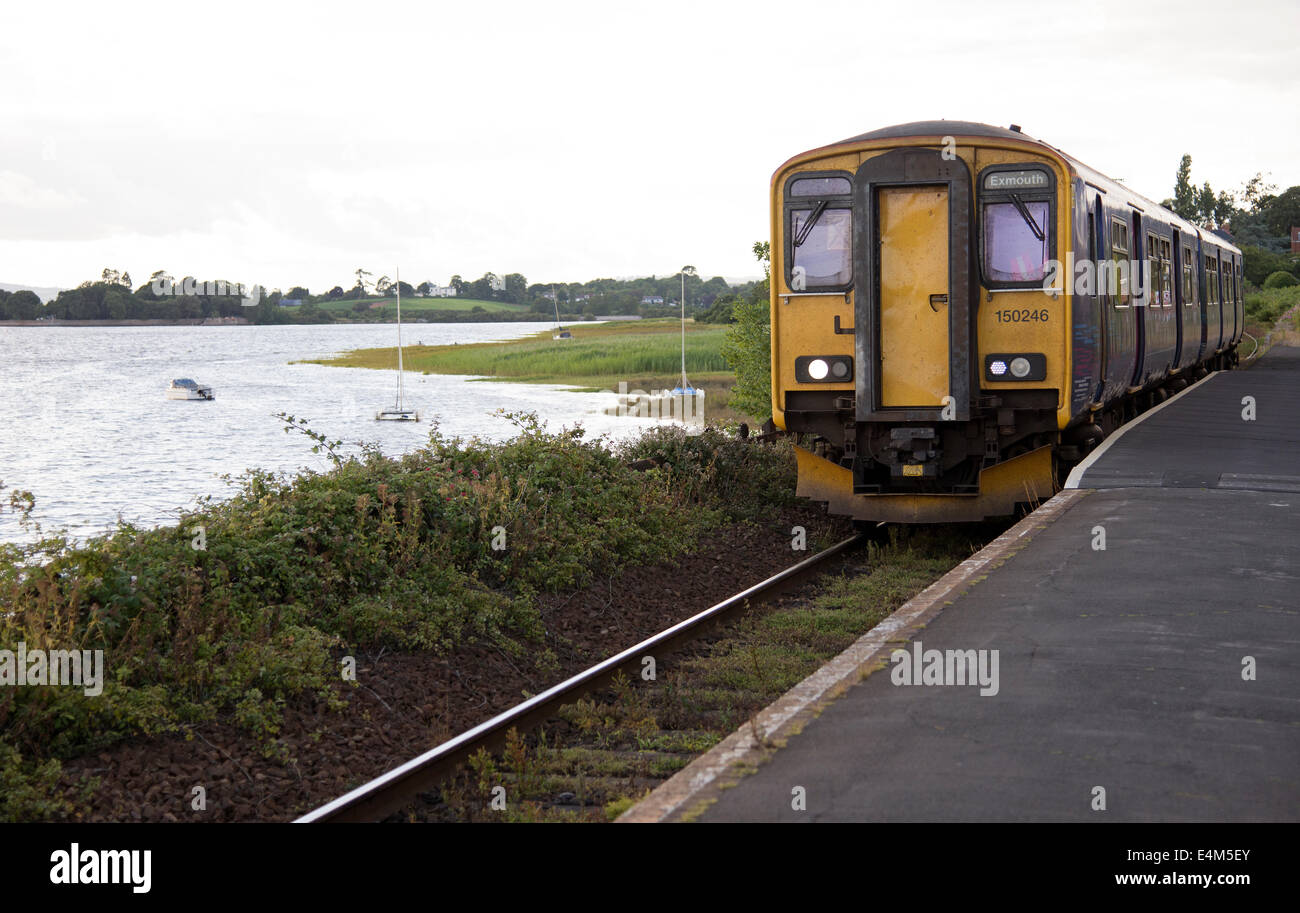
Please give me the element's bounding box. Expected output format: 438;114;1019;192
625;348;1300;822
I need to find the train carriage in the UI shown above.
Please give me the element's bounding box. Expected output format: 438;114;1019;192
771;121;1242;524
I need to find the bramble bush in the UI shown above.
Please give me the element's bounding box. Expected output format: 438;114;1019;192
0;413;796;818
1245;285;1300;328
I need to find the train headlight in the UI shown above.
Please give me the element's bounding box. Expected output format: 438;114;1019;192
984;353;1046;382
795;355;854;384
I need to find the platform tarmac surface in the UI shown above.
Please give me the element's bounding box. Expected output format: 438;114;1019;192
694;349;1300;822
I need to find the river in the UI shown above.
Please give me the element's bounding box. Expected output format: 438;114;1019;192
0;322;664;544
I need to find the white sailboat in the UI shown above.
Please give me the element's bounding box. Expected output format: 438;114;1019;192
375;267;421;421
552;284;572;339
670;266;700;397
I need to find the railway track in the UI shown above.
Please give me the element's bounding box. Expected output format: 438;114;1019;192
295;532;868;823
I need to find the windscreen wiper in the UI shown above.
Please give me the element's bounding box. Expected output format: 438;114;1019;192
1010;193;1045;242
793;201;828;247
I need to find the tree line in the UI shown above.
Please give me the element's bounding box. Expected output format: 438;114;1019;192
1;265;759;323
1163;155;1300;286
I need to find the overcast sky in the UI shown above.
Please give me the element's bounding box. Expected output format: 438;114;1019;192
1;0;1296;292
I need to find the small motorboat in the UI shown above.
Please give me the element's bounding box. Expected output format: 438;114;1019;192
166;378;215;400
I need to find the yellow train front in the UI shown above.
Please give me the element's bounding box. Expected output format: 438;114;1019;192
771;121;1243;524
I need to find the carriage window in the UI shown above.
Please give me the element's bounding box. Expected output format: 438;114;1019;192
983;200;1050;282
1154;232;1164;306
1163;239;1173;306
1111;219;1130;307
790;207;852;287
1150;236;1172;307
1182;246;1195;305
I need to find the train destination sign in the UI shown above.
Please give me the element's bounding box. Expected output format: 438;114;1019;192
985;170;1050;190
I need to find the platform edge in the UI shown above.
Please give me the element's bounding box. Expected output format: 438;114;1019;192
616;488;1090;823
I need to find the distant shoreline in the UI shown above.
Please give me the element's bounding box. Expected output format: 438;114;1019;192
0;314;630;328
0;317;252;327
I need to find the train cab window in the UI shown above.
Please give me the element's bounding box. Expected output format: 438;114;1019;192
1110;219;1131;307
1182;245;1196;305
978;165;1055;287
790;176;850;197
983;201;1050;281
784;172;853;290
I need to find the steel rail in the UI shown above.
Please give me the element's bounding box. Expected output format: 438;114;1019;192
295;532;866;823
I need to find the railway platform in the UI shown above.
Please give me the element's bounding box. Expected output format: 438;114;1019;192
624;347;1300;822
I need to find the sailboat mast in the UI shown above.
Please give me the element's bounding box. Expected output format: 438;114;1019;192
680;269;688;390
396;267;404;410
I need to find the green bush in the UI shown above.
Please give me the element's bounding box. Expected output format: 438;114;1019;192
1263;270;1298;289
622;426;796;520
1242;244;1300;286
0;736;95;822
0;412;797;796
719;242;774;421
1244;285;1300;327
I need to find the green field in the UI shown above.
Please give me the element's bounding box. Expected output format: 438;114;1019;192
301;318;752;422
316;296;529;314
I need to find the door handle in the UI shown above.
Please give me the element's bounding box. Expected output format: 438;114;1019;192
929;294;949;311
834;315;854;335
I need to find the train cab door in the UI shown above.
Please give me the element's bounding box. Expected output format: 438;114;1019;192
852;148;973;425
877;185;950;406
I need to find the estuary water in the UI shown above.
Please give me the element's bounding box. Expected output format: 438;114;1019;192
0;322;661;545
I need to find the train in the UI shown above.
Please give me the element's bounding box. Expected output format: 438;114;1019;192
769;120;1244;523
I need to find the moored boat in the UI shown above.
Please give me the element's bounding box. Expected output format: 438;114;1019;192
375;268;421;421
166;378;215;400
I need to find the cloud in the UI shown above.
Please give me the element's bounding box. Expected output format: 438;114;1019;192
0;0;1295;289
0;170;83;211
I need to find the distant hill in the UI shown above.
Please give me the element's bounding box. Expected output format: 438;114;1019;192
0;282;63;303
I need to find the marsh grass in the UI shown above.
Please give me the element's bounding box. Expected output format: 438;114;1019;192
299;319;732;384
316;296;528;314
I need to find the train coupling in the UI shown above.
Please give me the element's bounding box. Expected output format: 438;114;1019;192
886;426;940;478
